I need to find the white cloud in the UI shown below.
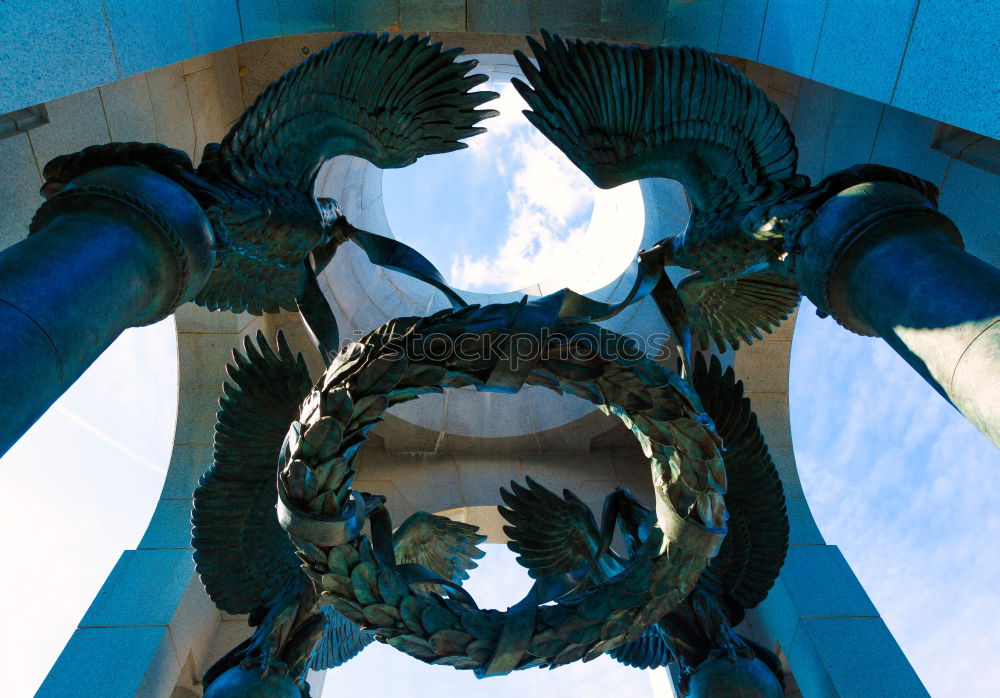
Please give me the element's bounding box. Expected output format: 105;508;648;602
451;82;643;294
791;299;1000;697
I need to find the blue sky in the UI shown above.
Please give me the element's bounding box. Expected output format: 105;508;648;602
383;81;643;295
0;318;176;698
1;74;997;698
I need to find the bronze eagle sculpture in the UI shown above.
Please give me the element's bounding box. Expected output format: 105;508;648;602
513;32;939;353
500;353;789;695
192;332;487;697
38;33;496;326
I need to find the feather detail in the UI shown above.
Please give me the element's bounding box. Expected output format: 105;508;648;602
691;354;789;617
192;331;313;614
393;512;487;586
678;270;801;352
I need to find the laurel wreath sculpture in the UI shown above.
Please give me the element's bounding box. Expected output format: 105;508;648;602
274;302;729;675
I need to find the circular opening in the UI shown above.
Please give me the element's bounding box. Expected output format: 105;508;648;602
382;55;645;295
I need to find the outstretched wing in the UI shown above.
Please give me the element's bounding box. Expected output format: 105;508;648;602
679;270;800;352
217;32;499;195
607;624;673;670
309;604;375;671
515;33;800;201
514;33;804;272
193;250;305;315
498;477;601;580
192;331;314;614
691;354;788;618
393;512;487;585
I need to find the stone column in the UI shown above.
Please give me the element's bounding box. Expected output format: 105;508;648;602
795;181;1000;448
0;166;215;456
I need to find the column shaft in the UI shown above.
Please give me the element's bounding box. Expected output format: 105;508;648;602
843;225;1000;445
796;182;1000;448
0;166;214;455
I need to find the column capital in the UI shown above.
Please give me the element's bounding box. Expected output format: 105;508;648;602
793;181;961;336
29;166;216;325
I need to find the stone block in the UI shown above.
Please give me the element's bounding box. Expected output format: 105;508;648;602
0;132;43;250
105;0;194;76
81;548;195;627
871;106;948;185
718;0;768;59
185;64;238;158
161;443;215;498
456;454;525;506
175;302;240;334
790;79;837;181
754;571;800;650
744;392;792;448
139;499;196;549
822;92;884;177
379;410;443;452
734;339;791;392
768;444;803;498
893;0;1000;140
177;332;239;388
529;451;618;488
765;87;796;125
0;0;118;114
610;446;651;480
468;0;530;34
278;0;334;34
239;0;283;41
443;387;536;438
168;572;223;678
664;0;725;52
786;496;824;545
758;0;826;78
175;387;224;445
336;0;400;32
530;0;602;38
536;412;619;454
938;160;1000;269
348;296;393;336
778;545;879;619
813;0;917;104
600;0;666;45
100;74;157;143
212;48;246;125
147;63;198;155
401;0;465;32
790;616;929;698
38;625;179;698
187;0;242;55
527;385;598;433
27;88;110;170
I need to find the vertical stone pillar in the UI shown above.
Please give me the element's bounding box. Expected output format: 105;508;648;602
795;181;1000;447
0;166;215;455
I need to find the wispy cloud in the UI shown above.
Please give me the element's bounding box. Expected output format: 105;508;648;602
53;405;167;475
451;83;643;294
791;299;1000;697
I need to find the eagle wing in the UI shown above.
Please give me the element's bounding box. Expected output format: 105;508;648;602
691;354;789;618
498;477;602;582
192;331;314;614
678;270;800;352
193;32;497;313
193;250;305;315
216;32;498;194
513;32;804;270
607;624;674;670
308;604;376;671
392;512;487;585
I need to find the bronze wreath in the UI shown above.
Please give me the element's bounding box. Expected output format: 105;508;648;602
275;300;728;675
